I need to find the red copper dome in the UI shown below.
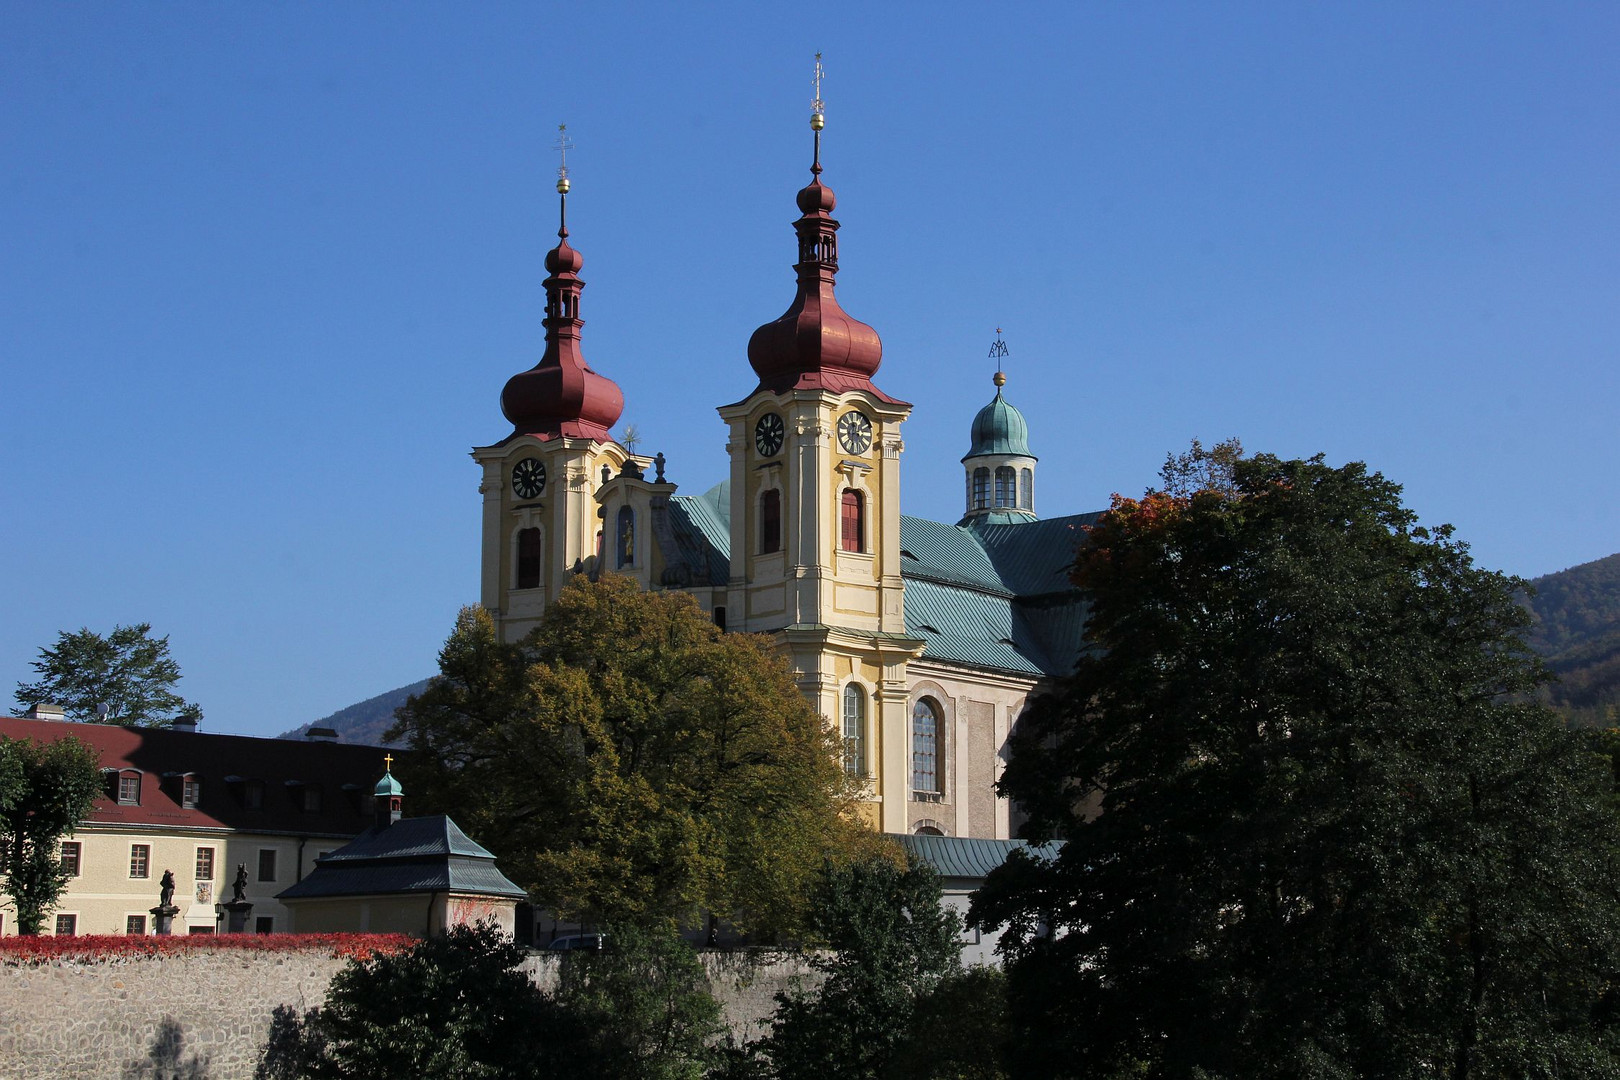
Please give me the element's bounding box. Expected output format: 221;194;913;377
746;165;902;404
500;224;624;441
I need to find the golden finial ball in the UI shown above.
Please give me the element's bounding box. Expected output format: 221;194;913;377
556;177;571;195
993;371;1007;387
810;111;825;131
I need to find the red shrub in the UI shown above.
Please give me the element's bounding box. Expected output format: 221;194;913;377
0;932;413;965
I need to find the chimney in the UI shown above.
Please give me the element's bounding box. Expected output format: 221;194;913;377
304;726;338;742
170;717;199;733
24;703;65;722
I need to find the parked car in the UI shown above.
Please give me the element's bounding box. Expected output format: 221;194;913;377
548;933;606;952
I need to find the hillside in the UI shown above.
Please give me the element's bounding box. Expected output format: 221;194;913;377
1526;553;1620;726
278;677;431;747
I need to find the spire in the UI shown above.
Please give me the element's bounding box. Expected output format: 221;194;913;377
499;125;626;442
746;57;901;404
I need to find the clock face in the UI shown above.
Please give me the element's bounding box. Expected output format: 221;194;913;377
754;413;785;457
511;457;547;499
837;411;873;455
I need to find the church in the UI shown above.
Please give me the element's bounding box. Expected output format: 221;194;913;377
470;103;1095;843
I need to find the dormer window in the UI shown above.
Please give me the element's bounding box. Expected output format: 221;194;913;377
116;771;141;806
182;776;201;809
243;780;264;810
302;786;323;813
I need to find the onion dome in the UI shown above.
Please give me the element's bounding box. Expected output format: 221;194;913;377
745;132;903;404
499;188;625;442
963;372;1036;461
374;757;404;797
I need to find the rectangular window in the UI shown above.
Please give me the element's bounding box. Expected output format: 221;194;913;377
257;848;277;883
302;786;322;813
118;773;141;805
243;781;264;809
840;490;864;553
760;489;781;554
255;916;275;934
195;847;215;882
55;914;76;936
516;527;542;590
182;777;201;808
129;844;150;879
126;914;147;935
60;841;81;877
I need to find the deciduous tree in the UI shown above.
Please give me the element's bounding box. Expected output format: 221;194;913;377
0;735;103;934
973;454;1620;1078
389;575;879;935
15;623;202;727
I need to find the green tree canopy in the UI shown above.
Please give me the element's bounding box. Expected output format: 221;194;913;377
258;921;724;1080
15;623;202;727
973;453;1620;1079
761;852;970;1080
0;734;103;934
388;575;882;935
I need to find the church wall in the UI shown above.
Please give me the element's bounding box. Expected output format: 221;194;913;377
903;662;1041;840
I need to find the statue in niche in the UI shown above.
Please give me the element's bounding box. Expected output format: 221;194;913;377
159;870;175;909
231;863;249;904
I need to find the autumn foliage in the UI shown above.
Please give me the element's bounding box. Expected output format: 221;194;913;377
0;932;412;965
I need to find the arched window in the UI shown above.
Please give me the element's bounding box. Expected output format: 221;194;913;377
1020;468;1033;510
842;684;866;777
516;527;542;589
995;466;1016;507
840;490;864;553
913;698;941;795
914;825;945;837
761;489;781;554
616;506;635;568
972;467;990;510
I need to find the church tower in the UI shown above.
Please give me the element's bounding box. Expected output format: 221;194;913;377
717;64;923;831
472;141;633;641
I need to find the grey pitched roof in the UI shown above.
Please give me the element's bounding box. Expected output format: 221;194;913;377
277;815;527;901
967;513;1102;596
891;832;1063;882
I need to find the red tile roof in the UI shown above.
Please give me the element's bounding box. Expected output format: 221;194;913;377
0;716;394;838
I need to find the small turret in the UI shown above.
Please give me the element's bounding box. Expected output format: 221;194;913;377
373;754;404;830
960;338;1038;526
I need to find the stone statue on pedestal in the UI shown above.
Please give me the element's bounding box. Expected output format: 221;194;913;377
150;869;181;934
222;862;254;933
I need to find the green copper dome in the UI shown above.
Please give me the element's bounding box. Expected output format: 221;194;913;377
963;386;1035;461
374;765;404;798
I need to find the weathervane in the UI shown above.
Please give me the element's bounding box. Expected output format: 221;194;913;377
810;53;825;172
990;328;1009;387
553;123;574;234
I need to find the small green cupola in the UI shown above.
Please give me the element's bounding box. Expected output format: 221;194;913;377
960;360;1039;527
374;754;404;829
964;376;1035;459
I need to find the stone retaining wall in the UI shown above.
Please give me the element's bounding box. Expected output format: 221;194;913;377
0;948;819;1079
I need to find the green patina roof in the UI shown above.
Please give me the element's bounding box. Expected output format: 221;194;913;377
962;390;1035;461
892;832;1063;881
373;770;403;797
650;489;1097;679
665;479;732;587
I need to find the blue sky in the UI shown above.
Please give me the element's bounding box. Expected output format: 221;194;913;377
3;3;1616;738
